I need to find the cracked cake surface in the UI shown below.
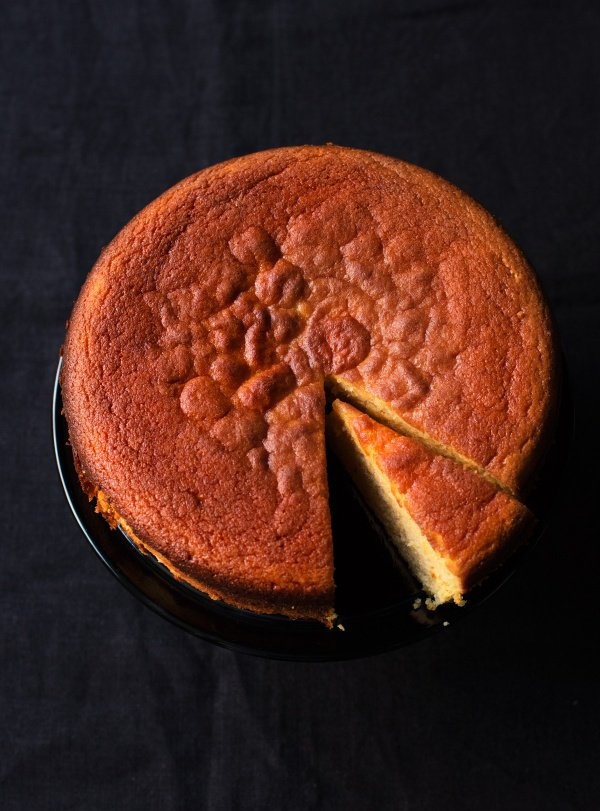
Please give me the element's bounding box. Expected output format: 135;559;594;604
61;145;558;624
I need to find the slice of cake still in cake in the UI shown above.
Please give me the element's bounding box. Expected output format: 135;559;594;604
328;400;535;607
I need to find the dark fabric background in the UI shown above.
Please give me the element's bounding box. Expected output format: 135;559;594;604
2;1;599;808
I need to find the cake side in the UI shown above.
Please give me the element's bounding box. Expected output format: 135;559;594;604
328;400;535;604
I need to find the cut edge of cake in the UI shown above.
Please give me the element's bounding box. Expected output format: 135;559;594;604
327;399;534;608
327;374;511;495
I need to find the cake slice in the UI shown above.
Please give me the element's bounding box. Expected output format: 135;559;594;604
328;400;534;606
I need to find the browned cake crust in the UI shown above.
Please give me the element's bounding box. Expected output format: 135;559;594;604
329;401;535;596
61;145;558;622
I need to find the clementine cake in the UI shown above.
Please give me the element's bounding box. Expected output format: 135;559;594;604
60;145;558;625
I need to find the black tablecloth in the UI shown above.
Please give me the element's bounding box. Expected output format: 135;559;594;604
2;2;599;808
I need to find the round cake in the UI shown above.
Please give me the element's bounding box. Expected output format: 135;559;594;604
61;145;558;625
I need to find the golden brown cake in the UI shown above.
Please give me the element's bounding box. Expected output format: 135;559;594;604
61;145;558;624
328;400;534;606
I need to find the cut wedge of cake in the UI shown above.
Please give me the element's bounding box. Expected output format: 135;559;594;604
328;400;534;606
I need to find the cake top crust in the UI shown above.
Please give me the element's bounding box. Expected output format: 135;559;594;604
61;145;557;609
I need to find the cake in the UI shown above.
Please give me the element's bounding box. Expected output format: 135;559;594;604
60;145;558;625
328;400;534;606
